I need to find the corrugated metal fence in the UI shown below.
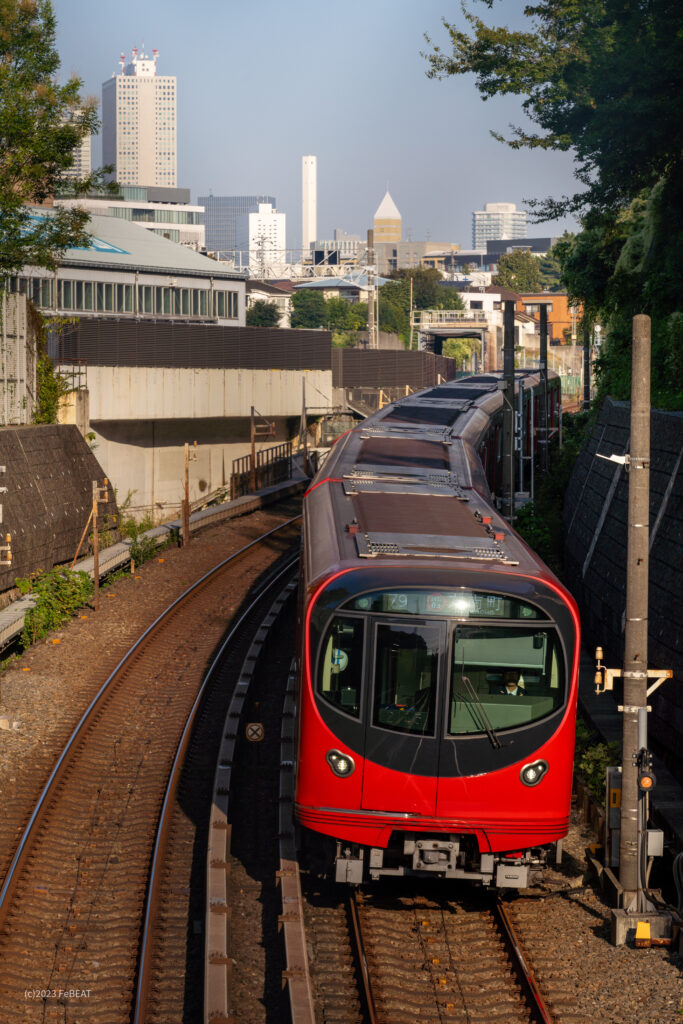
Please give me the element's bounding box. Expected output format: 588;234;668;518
57;318;332;371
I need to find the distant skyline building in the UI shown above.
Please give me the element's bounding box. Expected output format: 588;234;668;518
198;195;276;254
102;46;177;188
472;202;527;249
62;112;91;181
373;190;402;244
302;155;317;252
235;202;286;278
56;186;205;249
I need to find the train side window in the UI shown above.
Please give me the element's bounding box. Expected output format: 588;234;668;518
317;616;364;718
372;623;439;735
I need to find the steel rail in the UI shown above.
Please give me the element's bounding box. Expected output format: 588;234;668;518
279;665;316;1024
134;554;299;1024
0;515;301;929
494;896;555;1024
349;891;380;1024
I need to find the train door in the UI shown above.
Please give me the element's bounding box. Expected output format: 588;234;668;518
360;617;445;815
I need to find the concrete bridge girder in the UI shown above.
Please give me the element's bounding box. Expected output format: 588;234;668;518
84;365;334;517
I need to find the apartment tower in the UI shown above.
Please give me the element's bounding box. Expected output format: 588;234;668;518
102;47;177;187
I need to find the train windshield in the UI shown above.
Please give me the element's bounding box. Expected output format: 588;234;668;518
449;625;564;734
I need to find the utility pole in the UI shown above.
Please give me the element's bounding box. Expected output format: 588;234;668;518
583;320;592;409
182;441;198;547
91;478;109;612
366;229;375;349
594;314;673;945
501;300;516;521
409;276;414;350
538;304;549;474
620;315;652;912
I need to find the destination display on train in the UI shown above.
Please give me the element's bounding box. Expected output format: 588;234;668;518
346;590;545;619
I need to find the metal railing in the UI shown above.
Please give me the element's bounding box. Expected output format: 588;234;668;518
412;309;489;328
55;358;88;390
230;441;293;500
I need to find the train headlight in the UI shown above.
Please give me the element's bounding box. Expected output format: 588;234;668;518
520;759;549;787
326;749;356;777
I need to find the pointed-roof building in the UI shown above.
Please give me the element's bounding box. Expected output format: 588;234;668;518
373;190;401;244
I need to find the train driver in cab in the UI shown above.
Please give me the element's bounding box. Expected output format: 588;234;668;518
499;670;525;696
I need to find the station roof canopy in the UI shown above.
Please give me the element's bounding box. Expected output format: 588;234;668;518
27;207;245;281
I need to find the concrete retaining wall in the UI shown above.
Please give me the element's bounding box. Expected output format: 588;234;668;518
0;294;36;425
564;399;683;763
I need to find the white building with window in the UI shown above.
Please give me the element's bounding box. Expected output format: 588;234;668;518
472;202;527;249
7;209;244;325
235;203;286;278
55;186;204;249
102;47;177;188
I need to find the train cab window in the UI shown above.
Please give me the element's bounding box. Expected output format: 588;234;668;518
449;625;564;734
317;616;364;718
373;623;439;735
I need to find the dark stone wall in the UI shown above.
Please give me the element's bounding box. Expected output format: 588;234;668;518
564;399;683;764
0;424;119;592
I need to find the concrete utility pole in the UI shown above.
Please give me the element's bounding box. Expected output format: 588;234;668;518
182;441;197;547
91;478;109;612
538;304;549;474
501;299;516;521
620;315;652;912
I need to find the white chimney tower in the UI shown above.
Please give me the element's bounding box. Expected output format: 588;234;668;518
302;155;317;254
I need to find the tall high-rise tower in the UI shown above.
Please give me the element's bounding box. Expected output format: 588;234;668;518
302;155;317;253
102;47;177;188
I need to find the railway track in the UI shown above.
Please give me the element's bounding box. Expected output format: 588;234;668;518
0;517;299;1023
289;870;561;1024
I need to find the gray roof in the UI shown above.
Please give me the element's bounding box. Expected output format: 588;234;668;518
30;207;244;280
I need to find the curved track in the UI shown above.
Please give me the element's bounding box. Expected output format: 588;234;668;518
0;518;299;1023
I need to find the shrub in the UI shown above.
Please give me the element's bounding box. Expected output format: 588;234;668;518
16;567;93;648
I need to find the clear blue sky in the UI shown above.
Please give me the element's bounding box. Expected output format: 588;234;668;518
53;0;579;250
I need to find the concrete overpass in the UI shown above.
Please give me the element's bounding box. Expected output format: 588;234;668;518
413;309;497;369
56;319;335;519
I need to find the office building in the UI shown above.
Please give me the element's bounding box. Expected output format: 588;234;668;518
235;203;286;278
199;195;276;255
472;202;527;249
61;114;92;181
373;191;401;244
302;155;317;254
102;47;177;187
56;186;204;249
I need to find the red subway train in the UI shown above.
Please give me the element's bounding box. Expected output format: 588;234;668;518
295;371;579;886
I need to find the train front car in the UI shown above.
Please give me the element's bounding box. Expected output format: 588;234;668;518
295;376;579;887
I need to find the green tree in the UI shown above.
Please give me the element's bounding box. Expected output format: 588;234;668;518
442;336;479;368
493;250;541;293
425;1;683;408
325;296;354;331
246;300;280;327
0;0;110;280
290;288;328;328
538;233;573;293
424;0;683;219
